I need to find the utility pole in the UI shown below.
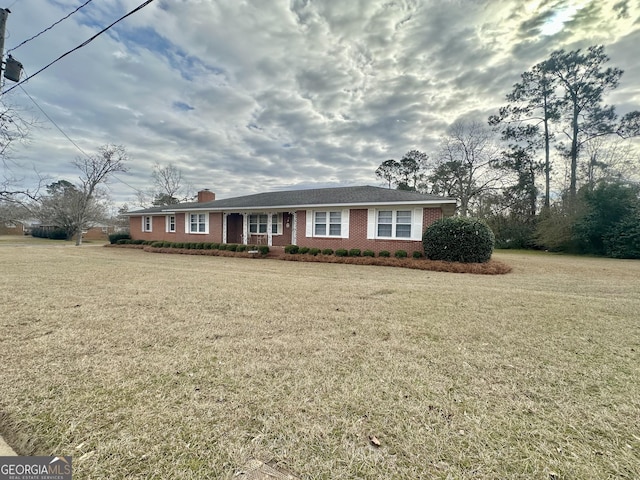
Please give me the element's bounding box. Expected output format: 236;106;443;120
0;8;9;82
0;8;22;86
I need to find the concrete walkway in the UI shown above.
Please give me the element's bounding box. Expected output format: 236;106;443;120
0;436;16;456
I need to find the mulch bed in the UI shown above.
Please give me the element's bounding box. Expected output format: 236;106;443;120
106;244;512;274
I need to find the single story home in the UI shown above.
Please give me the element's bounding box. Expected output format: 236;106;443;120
0;221;26;235
126;186;457;254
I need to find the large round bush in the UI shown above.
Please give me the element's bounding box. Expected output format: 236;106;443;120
423;217;495;263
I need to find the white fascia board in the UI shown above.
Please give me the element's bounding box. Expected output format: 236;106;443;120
123;210;176;216
172;200;456;212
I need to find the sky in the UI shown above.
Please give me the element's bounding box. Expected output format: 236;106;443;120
2;0;639;206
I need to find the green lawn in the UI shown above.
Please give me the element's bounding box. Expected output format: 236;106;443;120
0;244;638;479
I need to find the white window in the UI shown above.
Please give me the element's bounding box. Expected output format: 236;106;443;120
377;210;412;238
249;214;283;235
368;208;423;240
142;216;152;232
166;215;176;233
249;214;268;234
314;211;341;236
306;209;349;238
187;213;208;234
271;214;283;235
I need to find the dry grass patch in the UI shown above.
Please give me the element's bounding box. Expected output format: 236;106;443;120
0;246;639;479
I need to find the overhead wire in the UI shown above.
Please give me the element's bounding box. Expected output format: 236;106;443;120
7;0;95;54
18;82;149;197
1;0;155;96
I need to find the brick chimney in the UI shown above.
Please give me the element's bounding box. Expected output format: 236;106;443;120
197;189;215;203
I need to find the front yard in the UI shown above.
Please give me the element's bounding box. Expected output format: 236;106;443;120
0;243;638;478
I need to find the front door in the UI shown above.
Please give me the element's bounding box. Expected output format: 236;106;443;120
226;213;243;244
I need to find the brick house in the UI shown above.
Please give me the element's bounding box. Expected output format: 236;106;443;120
0;221;26;235
126;186;456;253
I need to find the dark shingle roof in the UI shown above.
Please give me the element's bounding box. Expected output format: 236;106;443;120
128;185;455;214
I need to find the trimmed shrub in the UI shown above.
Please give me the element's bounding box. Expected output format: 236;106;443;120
116;239;128;244
284;245;299;254
335;249;348;257
226;244;238;251
162;241;172;248
394;249;407;258
236;244;247;252
151;241;164;248
309;247;321;256
348;248;361;257
258;245;269;255
378;250;390;257
423;217;495;263
132;239;145;245
363;249;375;257
194;243;204;250
218;243;228;250
412;251;423;259
298;246;310;254
109;232;131;244
174;242;183;248
321;248;334;255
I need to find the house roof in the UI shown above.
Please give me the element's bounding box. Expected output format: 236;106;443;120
127;185;456;215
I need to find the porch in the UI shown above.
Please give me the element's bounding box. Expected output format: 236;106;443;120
224;211;295;247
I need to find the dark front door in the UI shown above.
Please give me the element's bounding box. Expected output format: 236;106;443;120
226;213;243;244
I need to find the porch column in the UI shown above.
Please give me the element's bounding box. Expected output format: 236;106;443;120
266;212;273;246
291;212;297;245
222;212;228;244
242;213;248;245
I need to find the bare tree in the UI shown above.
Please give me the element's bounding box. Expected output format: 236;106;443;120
1;99;40;211
152;162;193;205
430;121;503;216
69;145;128;245
581;137;640;188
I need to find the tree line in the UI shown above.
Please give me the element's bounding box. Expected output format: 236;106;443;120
375;45;640;258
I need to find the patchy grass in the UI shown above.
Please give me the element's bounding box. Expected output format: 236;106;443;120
0;245;639;479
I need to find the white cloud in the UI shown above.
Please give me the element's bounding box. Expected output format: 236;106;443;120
2;0;639;204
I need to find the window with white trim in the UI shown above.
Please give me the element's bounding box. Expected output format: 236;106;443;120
249;214;268;234
271;213;283;235
314;211;341;236
249;214;283;235
166;215;176;233
142;216;152;232
377;210;412;238
188;213;208;234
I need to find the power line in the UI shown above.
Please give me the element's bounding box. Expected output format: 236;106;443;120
1;0;155;96
7;0;95;54
19;84;91;158
19;84;149;196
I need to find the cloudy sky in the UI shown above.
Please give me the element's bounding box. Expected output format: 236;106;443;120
3;0;639;205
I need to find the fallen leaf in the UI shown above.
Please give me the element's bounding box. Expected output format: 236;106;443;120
369;435;381;447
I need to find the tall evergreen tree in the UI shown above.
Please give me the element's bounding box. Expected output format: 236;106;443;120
489;63;560;211
542;45;624;202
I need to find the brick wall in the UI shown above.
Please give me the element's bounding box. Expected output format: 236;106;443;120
295;207;444;254
130;207;445;252
129;212;223;243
